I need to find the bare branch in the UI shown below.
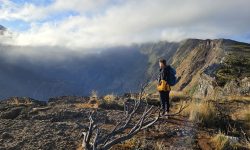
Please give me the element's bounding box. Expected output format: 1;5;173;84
81;73;187;150
163;102;189;117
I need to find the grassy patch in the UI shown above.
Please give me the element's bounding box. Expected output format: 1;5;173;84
232;105;250;127
211;132;241;150
214;51;250;86
111;137;139;149
75;99;99;109
99;94;124;110
211;132;231;150
182;100;219;127
171;93;190;103
188;83;199;96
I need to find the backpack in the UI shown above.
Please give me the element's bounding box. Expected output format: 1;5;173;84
166;66;177;86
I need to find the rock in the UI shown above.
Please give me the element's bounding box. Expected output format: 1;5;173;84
227;136;239;145
224;78;250;96
194;75;250;99
0;107;23;119
1;132;13;139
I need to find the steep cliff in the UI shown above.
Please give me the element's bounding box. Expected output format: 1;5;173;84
143;39;250;99
191;40;250;99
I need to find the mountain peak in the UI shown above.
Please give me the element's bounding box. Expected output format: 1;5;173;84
0;25;7;36
0;25;6;31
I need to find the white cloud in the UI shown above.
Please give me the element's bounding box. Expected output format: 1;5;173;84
0;0;46;21
1;0;250;49
0;0;109;21
51;0;109;13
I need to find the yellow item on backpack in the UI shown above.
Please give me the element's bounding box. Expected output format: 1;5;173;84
157;80;170;91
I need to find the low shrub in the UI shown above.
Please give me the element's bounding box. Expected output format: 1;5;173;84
99;94;123;110
182;100;219;127
211;132;241;150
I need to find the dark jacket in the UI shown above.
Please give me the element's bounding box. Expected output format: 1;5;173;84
157;65;170;84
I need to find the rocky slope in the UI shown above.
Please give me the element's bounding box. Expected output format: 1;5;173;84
0;96;111;149
185;39;250;99
142;39;250;99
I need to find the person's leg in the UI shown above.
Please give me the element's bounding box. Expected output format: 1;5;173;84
166;91;170;112
159;91;167;114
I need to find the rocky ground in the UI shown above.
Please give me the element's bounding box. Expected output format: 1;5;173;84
0;96;249;150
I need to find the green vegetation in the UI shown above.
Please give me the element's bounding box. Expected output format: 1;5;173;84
188;83;199;96
224;42;250;52
215;50;250;86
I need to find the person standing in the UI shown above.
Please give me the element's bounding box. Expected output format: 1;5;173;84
157;58;171;116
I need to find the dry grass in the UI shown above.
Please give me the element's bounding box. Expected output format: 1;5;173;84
9;97;33;106
211;132;241;150
90;90;98;99
99;93;123;110
75;99;99;109
147;91;190;105
170;91;190;102
182;100;218;126
80;90;99;108
211;132;230;150
75;93;123;110
227;96;250;101
103;93;117;104
155;140;167;150
232;105;250;127
111;137;138;150
247;142;250;149
74;103;99;109
169;91;186;97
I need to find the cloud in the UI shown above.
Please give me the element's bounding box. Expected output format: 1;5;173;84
0;0;250;49
0;0;110;21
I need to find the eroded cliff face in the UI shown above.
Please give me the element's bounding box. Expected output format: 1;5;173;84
171;39;225;92
145;39;249;99
171;39;250;99
193;74;250;100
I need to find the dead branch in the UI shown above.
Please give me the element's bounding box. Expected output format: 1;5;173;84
82;100;160;150
81;73;187;150
163;102;189;117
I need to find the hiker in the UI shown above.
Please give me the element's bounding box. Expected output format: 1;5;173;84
157;58;171;116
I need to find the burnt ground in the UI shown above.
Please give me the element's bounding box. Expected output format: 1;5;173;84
0;96;249;150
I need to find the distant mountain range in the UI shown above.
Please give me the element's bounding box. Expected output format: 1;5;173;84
0;25;249;100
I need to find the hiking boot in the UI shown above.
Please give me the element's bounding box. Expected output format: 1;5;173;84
161;111;166;116
165;111;169;119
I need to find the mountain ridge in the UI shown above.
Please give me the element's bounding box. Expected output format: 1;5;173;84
0;36;249;100
139;38;249;99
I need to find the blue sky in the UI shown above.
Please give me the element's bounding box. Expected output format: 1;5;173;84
11;0;53;6
0;0;250;48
